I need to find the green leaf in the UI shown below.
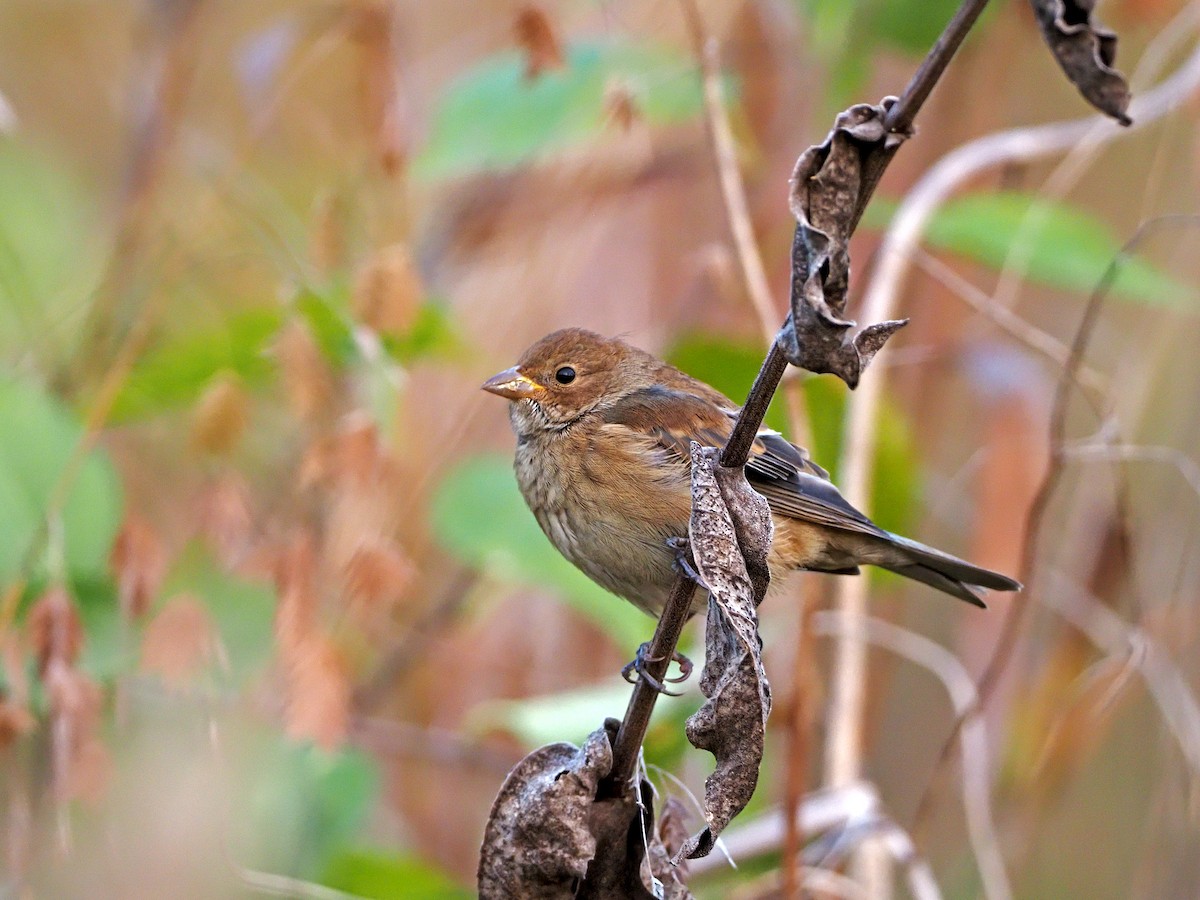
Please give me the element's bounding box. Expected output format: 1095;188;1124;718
380;301;461;363
430;454;651;649
921;193;1193;307
164;544;276;684
321;849;472;900
467;683;644;747
0;140;101;362
296;286;357;366
111;309;283;422
237;736;379;878
415;41;706;180
0;378;123;583
74;578;128;681
871;0;974;56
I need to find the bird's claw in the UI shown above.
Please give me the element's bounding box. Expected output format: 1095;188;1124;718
621;641;694;696
666;536;708;589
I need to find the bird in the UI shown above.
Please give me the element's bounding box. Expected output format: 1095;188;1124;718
481;328;1020;624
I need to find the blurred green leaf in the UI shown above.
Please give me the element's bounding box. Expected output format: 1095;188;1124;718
0;140;100;362
165;544;275;684
871;0;971;55
415;41;705;180
239;737;379;878
802;375;918;537
430;454;650;649
380;301;461;363
296;286;356;365
74;578;128;681
321;849;472;900
468;683;646;747
665;334;788;433
0;378;122;583
468;682;701;772
111;309;282;422
865;192;1194;307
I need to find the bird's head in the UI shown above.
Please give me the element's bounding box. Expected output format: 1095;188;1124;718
481;328;659;436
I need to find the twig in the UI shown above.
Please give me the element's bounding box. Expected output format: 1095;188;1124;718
912;214;1200;837
976;215;1200;719
240;867;370;900
686;779;942;900
1059;442;1200;508
813;612;1012;900
913;249;1108;398
680;0;778;345
1041;570;1200;778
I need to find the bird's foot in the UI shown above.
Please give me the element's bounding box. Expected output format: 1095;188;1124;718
666;536;708;590
620;642;694;696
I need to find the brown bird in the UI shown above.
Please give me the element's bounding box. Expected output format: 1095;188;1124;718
482;328;1019;621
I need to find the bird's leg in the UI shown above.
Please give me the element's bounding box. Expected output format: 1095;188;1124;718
666;535;708;590
621;641;695;696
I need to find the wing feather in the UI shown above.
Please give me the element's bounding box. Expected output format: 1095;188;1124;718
598;385;887;538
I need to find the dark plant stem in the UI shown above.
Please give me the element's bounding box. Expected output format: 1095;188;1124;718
599;0;994;802
601;578;698;796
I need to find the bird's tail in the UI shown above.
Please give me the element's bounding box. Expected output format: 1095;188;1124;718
876;533;1021;608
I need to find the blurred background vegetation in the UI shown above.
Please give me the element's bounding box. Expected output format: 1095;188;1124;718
0;0;1197;897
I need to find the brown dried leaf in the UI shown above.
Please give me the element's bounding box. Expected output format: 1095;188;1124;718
274;319;336;423
28;587;82;677
478;726;613;898
283;632;351;751
353;244;424;335
197;475;256;570
514;6;565;81
111;514;168;619
342;539;413;621
348;2;407;175
603;81;641;132
310;190;348;275
0;696;35;747
43;661;106;803
677;445;773;861
190;371;249;455
274;534;320;661
782;99;909;388
140;594;218;686
1029;0;1132;125
648;797;693;898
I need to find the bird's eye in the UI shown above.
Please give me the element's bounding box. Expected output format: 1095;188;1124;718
555;366;576;384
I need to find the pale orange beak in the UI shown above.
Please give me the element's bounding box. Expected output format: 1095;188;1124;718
481;366;544;401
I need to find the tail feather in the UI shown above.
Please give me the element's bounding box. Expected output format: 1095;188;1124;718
879;534;1021;606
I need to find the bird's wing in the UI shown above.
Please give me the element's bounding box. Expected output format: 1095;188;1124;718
598;386;888;538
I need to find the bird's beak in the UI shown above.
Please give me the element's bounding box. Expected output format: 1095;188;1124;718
481;366;545;401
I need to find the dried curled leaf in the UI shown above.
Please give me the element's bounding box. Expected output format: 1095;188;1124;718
782;99;909;387
478;726;612;898
677;445;773;861
1029;0;1132;125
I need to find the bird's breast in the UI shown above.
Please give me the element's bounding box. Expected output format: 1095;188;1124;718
512;428;691;615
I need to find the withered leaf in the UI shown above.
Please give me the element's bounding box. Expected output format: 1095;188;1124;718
140;594;218;686
677;445;772;861
781;99;909;388
514;6;565;81
1029;0;1132;125
647;797;693;899
478;726;612;899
